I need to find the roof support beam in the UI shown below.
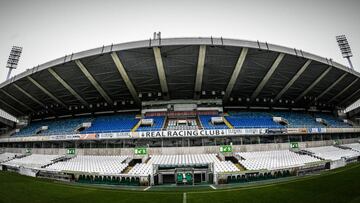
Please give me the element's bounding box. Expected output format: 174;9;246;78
274;60;312;101
27;76;67;109
251;53;285;100
329;78;359;103
110;52;140;104
0;89;36;112
194;45;207;99
340;89;360;106
153;47;169;99
48;68;89;107
223;48;248;102
0;98;25;115
316;73;348;101
75;59;113;105
12;83;47;109
295;67;332;102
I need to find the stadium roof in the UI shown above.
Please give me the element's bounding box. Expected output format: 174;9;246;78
0;37;360;118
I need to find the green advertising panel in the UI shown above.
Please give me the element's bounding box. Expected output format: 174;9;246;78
290;142;299;149
134;148;147;155
25;148;31;154
67;148;76;155
220;145;232;153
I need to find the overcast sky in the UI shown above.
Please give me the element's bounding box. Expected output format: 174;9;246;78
0;0;359;113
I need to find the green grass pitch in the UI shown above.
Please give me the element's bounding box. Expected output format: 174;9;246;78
0;163;360;203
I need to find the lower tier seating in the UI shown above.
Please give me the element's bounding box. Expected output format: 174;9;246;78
128;163;153;176
46;155;129;174
342;143;360;153
305;146;360;161
237;150;320;170
0;152;19;163
4;154;61;168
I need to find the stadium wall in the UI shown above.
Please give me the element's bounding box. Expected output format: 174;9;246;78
2;138;358;156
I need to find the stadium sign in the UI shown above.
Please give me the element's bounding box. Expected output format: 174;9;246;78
136;128;269;138
66;148;76;155
136;129;227;138
220;145;232;153
134;147;147;155
290;142;299;149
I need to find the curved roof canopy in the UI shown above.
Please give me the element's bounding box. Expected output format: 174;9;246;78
0;37;359;118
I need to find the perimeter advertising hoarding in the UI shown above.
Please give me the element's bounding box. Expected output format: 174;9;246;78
98;132;131;139
2;127;358;143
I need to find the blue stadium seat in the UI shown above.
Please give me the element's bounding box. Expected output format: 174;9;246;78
314;113;351;128
199;115;229;129
136;116;165;131
271;111;325;128
82;114;139;133
226;112;283;129
15;117;89;137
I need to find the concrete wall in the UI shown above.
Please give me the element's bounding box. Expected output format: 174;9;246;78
2;138;359;156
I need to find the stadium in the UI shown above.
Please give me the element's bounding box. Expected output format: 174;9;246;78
0;36;360;202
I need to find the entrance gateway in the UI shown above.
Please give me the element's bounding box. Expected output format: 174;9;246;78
152;163;214;185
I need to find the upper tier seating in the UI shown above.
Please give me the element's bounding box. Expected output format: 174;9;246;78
342;143;360;153
136;116;165;131
199;115;228;129
0;152;19;163
82;114;138;133
15;120;52;137
305;146;360;161
167;119;198;130
148;154;239;174
236;150;320;170
314;113;351;128
226;112;283;129
4;154;61;168
46;155;129;174
271;111;324;128
15;117;89;137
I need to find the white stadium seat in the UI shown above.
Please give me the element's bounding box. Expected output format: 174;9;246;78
305;146;360;161
4;154;61;169
46;155;129;175
237;150;320;170
0;152;19;163
341;143;360;153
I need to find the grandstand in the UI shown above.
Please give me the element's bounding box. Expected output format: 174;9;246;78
0;37;360;187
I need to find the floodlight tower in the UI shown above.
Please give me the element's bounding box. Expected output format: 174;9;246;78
6;46;23;80
336;35;354;70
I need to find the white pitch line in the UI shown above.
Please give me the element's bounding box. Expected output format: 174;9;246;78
210;185;217;190
183;193;187;203
144;186;151;191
